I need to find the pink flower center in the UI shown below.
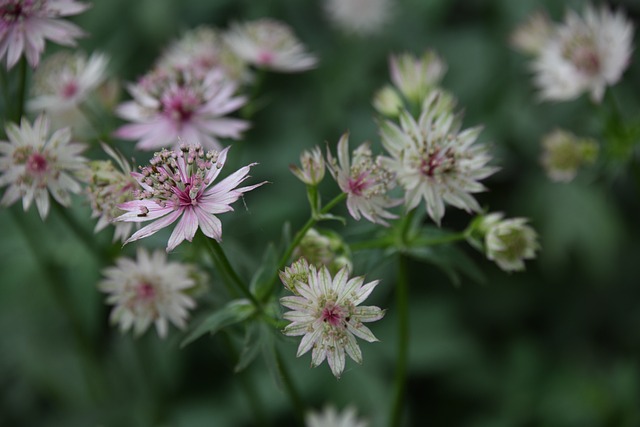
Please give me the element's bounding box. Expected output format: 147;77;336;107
419;148;455;177
348;172;371;196
162;88;200;123
0;1;26;21
61;81;79;99
420;154;441;177
571;46;601;76
26;152;48;175
257;51;274;65
321;302;347;327
136;282;156;301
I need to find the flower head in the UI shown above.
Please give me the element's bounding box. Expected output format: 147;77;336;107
323;0;392;36
224;19;318;73
480;213;539;272
540;129;598;182
306;405;369;427
115;67;249;152
389;50;446;104
0;0;90;69
294;228;352;274
99;248;199;338
115;143;264;252
531;4;634;103
327;133;399;226
379;91;497;224
372;85;403;118
280;262;385;378
0;114;86;219
510;11;553;55
82;144;138;242
290;145;325;185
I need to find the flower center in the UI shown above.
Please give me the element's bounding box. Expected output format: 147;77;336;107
321;302;347;327
571;46;600;76
257;51;274;65
419;148;456;177
26;152;48;175
61;81;79;99
348;172;371;196
162;88;200;123
136;282;156;301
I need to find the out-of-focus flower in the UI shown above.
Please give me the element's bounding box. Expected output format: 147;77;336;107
280;263;384;378
115;67;248;152
541;129;598;182
0;0;90;69
323;0;392;36
224;19;318;73
290;146;325;186
99;248;199;338
372;85;403;118
294;228;352;274
379;91;496;225
115;144;264;252
157;26;247;82
306;405;369;427
389;50;446;104
279;257;311;295
532;4;634;103
82;144;137;243
479;213;539;272
327;133;399;226
510;11;553;55
0;114;85;219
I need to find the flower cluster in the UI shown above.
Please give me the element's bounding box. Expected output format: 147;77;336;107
477;213;539;272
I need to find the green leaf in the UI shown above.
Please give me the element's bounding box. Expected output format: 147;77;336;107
249;242;278;301
181;299;255;348
405;244;486;286
315;212;346;225
234;321;263;373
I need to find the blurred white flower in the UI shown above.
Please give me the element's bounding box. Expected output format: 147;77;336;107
510;11;553;55
0;114;86;219
290;145;326;185
389;50;446;104
323;0;393;36
540;129;598;182
306;405;368;427
532;4;634;103
224;19;318;73
372;85;403;118
280;263;384;378
480;213;539;272
99;248;198;338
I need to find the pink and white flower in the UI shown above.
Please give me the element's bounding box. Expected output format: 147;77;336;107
0;0;90;69
326;133;399;226
115;143;264;252
280;262;385;378
224;19;318;73
99;248;199;338
115;67;249;152
0;114;86;219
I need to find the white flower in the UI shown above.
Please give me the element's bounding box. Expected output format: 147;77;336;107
327;133;399;226
280;263;385;378
323;0;393;36
482;213;539;272
532;4;634;103
0;114;86;219
510;11;553;55
372;85;403;118
379;91;497;224
99;248;198;338
389;50;446;104
540;129;598;182
306;406;369;427
290;145;325;185
224;19;318;73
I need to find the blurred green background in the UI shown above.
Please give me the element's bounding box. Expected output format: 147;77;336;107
1;0;640;426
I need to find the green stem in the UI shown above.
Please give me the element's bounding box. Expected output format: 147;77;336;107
275;347;305;423
14;57;27;122
52;201;108;261
390;255;410;427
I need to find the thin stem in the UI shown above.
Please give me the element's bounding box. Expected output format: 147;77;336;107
14;57;27;122
275;347;305;424
390;254;410;427
52;201;108;261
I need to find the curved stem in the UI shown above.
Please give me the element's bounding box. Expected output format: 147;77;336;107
275;347;305;423
390;254;410;427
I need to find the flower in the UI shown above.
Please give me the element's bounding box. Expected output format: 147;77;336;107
372;85;403;118
389;50;446;104
0;114;86;219
293;228;352;274
327;133;399;226
114;67;249;152
115;143;264;252
531;4;634;103
280;262;385;378
0;0;90;69
323;0;392;36
480;213;539;272
510;11;553;56
82;143;138;242
306;405;369;427
379;91;497;224
99;248;198;338
224;19;318;73
290;145;325;185
540;129;598;182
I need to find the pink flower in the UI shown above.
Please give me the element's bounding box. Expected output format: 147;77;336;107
0;0;90;69
114;67;249;152
116;143;264;252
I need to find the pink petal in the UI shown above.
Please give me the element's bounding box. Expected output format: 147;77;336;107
124;210;181;245
193;206;222;241
166;208;198;252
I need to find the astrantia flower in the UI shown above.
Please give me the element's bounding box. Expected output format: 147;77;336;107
532;5;634;103
479;213;539;272
293;229;352;274
82;144;137;243
306;406;369;427
115;143;264;252
0;114;86;219
510;11;553;56
372;85;402;118
0;0;90;69
115;67;249;152
28;51;109;113
541;129;598;182
323;0;392;36
389;50;446;104
99;248;198;338
290;145;325;186
224;19;318;73
327;133;399;226
280;263;385;378
379;91;497;224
